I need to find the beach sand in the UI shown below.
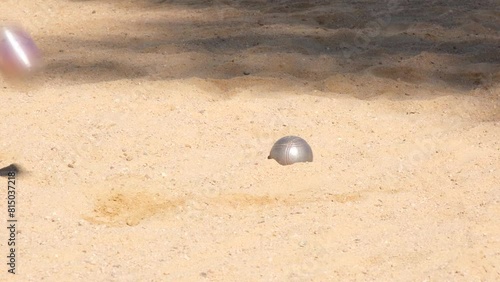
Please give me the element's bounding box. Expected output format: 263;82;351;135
1;0;499;280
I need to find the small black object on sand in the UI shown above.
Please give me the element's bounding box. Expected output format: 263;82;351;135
0;164;22;177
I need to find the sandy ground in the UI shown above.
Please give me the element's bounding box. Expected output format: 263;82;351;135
1;0;499;281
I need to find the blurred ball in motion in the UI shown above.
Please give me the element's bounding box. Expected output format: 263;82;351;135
0;26;41;78
268;136;313;166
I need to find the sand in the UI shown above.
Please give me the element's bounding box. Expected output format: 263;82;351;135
1;0;499;280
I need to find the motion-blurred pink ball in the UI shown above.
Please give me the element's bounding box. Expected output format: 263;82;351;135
0;26;42;78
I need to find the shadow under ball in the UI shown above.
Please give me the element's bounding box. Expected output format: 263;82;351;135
0;26;41;78
268;136;313;166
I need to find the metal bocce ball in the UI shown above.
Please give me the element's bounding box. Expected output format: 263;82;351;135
268;136;313;166
0;26;42;78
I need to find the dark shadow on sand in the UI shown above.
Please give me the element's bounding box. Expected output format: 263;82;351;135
42;0;499;93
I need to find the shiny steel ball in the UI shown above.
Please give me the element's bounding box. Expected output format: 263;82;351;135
0;26;42;78
268;136;313;166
